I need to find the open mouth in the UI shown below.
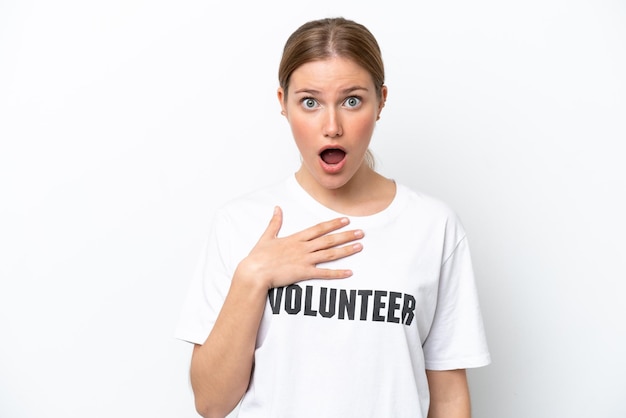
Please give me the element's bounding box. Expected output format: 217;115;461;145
319;148;346;165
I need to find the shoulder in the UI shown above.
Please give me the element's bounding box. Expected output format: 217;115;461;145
216;177;290;217
208;177;293;237
396;183;463;225
394;183;468;250
203;178;294;257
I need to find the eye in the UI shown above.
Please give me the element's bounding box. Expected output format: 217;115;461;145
344;96;362;108
300;97;319;109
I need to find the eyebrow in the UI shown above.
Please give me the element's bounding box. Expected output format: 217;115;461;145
293;86;370;95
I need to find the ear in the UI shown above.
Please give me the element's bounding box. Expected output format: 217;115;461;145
277;87;287;116
378;85;388;116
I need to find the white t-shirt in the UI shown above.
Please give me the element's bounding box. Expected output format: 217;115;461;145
175;175;490;418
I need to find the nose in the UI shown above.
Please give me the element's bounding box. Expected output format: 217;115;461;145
322;109;343;138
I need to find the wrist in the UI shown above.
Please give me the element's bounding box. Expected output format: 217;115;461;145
233;258;273;294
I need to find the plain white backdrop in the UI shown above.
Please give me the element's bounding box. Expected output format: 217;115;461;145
1;1;625;417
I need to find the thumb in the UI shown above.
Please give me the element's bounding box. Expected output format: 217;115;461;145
260;206;283;240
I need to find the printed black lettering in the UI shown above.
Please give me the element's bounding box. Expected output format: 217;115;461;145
387;291;402;323
319;287;337;318
268;287;283;314
267;285;417;326
358;290;372;320
304;285;317;316
373;290;387;322
402;293;416;325
285;284;302;314
338;289;356;320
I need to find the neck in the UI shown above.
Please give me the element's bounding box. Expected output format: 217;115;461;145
295;165;396;216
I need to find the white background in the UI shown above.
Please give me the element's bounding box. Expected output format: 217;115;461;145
1;1;625;417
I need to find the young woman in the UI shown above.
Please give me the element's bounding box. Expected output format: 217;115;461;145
176;17;490;418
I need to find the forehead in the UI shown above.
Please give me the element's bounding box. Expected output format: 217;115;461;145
289;57;374;92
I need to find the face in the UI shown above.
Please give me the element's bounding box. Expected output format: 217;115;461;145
278;57;386;193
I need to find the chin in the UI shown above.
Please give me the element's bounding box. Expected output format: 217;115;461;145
315;173;354;191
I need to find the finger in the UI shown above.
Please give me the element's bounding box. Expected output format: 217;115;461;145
311;229;364;252
309;267;355;280
260;206;283;240
310;241;364;265
298;217;351;241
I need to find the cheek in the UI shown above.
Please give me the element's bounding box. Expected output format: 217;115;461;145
350;116;376;143
288;116;316;146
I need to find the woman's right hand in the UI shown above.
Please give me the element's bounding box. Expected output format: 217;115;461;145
235;206;364;290
191;206;362;417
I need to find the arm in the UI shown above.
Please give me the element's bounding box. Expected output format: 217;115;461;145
190;207;363;418
189;273;266;418
426;369;471;418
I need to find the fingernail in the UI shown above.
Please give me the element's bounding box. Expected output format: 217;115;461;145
340;217;349;224
354;230;364;238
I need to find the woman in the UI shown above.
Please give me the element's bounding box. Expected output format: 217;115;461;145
176;17;490;418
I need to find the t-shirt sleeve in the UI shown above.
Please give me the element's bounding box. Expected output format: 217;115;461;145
174;212;233;345
422;227;491;370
